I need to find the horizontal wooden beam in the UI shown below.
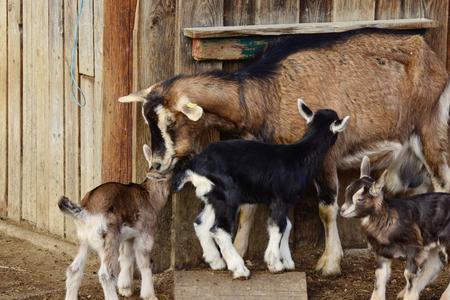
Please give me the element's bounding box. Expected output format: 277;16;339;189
184;18;436;38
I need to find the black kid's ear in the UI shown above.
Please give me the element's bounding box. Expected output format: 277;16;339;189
297;98;314;124
330;116;350;133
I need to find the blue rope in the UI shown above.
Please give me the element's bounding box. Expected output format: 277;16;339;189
69;0;86;107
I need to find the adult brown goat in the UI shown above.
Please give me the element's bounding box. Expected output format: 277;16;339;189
119;29;450;276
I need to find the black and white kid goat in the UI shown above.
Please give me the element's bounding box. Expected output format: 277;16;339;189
172;100;349;278
341;156;450;300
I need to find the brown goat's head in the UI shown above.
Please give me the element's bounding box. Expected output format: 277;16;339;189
340;156;387;218
119;75;230;174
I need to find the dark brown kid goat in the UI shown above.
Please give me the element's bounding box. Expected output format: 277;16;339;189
58;145;169;300
341;156;450;300
119;29;450;276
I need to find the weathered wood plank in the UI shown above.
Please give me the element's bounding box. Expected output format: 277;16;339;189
375;0;402;19
404;0;426;18
255;0;299;24
174;271;307;300
300;0;332;23
48;0;65;236
173;0;223;269
80;76;101;200
101;0;133;183
183;18;437;38
222;0;255;72
7;0;22;222
0;0;7;218
64;0;80;241
78;0;94;76
132;0;175;272
332;0;375;21
192;36;272;61
22;0;38;224
422;0;449;63
35;0;50;230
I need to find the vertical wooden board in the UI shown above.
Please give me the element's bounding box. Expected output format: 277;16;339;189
93;0;103;188
332;0;375;21
375;0;402;19
222;0;255;72
35;0;50;231
80;76;101;197
300;0;332;23
172;0;223;269
133;0;175;272
48;0;65;236
22;0;38;224
78;0;94;76
422;0;449;63
403;0;425;18
0;0;7;218
7;0;22;222
64;0;80;240
255;0;299;24
245;1;300;259
101;0;133;184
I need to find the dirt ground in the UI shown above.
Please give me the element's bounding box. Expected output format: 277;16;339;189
1;231;450;299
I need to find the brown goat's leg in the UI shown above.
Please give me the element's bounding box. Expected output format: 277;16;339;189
233;204;258;257
97;249;119;300
314;165;343;276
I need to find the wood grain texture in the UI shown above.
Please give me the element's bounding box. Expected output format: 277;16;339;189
192;36;272;61
174;271;307;300
222;0;255;72
332;0;375;21
173;0;223;269
255;0;299;24
403;0;426;18
0;0;7;218
300;0;332;22
183;18;437;38
35;0;50;230
7;0;22;222
375;0;402;19
80;76;101;198
132;0;175;272
64;0;80;240
422;0;449;63
78;0;94;76
22;0;39;224
47;0;65;236
101;0;133;183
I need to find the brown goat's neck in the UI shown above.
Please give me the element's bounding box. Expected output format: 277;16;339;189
362;200;396;242
141;178;171;213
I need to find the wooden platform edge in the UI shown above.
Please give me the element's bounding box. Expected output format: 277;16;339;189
0;220;78;257
184;18;437;38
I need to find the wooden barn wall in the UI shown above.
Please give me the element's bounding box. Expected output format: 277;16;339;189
131;0;450;269
1;0;105;240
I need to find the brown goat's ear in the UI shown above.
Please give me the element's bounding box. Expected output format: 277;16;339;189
370;170;387;196
143;144;152;165
360;156;371;178
297;98;314;124
118;86;154;103
177;96;204;121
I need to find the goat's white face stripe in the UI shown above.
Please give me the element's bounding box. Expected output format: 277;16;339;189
152;105;176;169
341;187;363;218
